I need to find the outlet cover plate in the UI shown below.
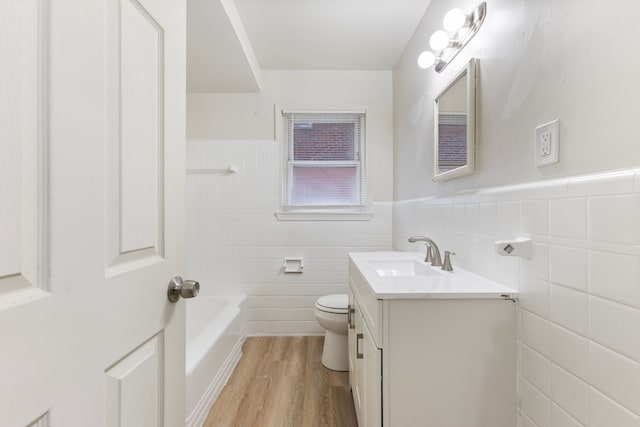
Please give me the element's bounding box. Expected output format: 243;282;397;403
535;119;559;167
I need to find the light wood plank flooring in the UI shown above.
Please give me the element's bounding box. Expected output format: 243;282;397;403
204;336;358;427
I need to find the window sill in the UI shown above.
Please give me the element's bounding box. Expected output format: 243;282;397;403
275;210;373;221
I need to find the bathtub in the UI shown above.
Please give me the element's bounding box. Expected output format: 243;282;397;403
185;294;247;427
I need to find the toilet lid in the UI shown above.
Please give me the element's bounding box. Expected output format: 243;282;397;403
316;294;348;314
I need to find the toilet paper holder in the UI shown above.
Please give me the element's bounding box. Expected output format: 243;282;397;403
283;258;304;273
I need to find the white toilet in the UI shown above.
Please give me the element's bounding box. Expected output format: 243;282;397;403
314;293;349;371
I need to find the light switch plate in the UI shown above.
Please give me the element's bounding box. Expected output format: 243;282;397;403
535;119;559;167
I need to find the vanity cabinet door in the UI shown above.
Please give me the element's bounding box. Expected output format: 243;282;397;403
348;290;356;389
362;319;382;427
352;302;365;426
350;298;382;427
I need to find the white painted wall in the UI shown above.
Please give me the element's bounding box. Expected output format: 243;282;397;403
393;1;640;425
186;70;393;334
394;0;640;200
188;70;393;202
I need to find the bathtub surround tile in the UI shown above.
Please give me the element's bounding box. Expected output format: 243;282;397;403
588;195;640;245
186;140;208;169
550;364;589;424
550;325;589;382
550;284;589;337
589;251;640;308
186;140;392;335
589;342;640;415
549;246;587;291
588;387;640;427
549;198;587;240
589;296;640;362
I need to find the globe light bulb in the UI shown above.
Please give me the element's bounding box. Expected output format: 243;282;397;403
417;51;436;69
443;8;466;32
429;30;450;51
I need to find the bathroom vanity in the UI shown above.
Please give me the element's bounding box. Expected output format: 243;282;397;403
347;252;517;427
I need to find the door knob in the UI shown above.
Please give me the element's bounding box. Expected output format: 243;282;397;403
167;276;200;303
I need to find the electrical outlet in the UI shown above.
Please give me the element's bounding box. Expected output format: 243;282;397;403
540;131;551;155
535;119;559;166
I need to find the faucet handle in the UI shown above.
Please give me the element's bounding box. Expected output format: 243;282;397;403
442;251;455;271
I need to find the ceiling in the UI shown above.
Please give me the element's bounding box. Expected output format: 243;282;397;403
187;0;431;93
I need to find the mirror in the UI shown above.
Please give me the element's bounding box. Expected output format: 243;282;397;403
433;58;476;181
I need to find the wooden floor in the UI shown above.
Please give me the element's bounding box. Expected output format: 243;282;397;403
203;336;358;427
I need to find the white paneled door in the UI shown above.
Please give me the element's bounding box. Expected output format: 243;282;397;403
0;0;187;425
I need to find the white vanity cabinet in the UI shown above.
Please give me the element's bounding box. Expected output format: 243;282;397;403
348;253;517;427
348;291;381;427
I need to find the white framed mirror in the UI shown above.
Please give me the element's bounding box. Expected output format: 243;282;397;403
433;58;476;181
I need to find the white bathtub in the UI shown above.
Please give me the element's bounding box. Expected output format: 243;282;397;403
185;294;246;427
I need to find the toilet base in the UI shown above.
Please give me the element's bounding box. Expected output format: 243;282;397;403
321;329;348;371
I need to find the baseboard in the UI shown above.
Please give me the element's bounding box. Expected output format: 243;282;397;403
185;330;246;427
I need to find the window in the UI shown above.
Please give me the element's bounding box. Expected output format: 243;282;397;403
281;111;366;210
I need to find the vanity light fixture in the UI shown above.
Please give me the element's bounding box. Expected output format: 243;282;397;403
417;2;486;72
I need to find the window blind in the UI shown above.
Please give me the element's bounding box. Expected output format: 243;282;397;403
281;111;366;209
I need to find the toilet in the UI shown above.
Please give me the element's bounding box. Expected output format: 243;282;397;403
314;293;349;371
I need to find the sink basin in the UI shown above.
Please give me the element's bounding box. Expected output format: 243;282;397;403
366;260;440;277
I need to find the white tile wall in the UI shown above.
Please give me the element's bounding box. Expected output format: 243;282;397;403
550;284;589;336
392;168;640;426
551;403;583;427
188;142;640;422
551;363;589;424
549;198;587;240
549;246;587;292
186;139;392;335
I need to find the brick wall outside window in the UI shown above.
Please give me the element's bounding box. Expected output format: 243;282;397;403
293;123;356;161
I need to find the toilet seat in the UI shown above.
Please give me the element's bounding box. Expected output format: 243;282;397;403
315;294;348;314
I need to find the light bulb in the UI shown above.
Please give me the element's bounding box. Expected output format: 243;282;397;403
429;30;450;51
417;51;436;69
443;8;466;32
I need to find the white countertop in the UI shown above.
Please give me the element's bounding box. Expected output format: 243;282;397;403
349;251;518;300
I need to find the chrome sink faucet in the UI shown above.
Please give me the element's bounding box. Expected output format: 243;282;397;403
408;236;443;267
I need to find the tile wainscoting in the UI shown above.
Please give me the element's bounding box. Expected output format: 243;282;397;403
186;139;392;335
393;169;640;427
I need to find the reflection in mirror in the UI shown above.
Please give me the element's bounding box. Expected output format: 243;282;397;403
433;58;476;181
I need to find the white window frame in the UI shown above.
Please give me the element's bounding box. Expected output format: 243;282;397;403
275;108;372;221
